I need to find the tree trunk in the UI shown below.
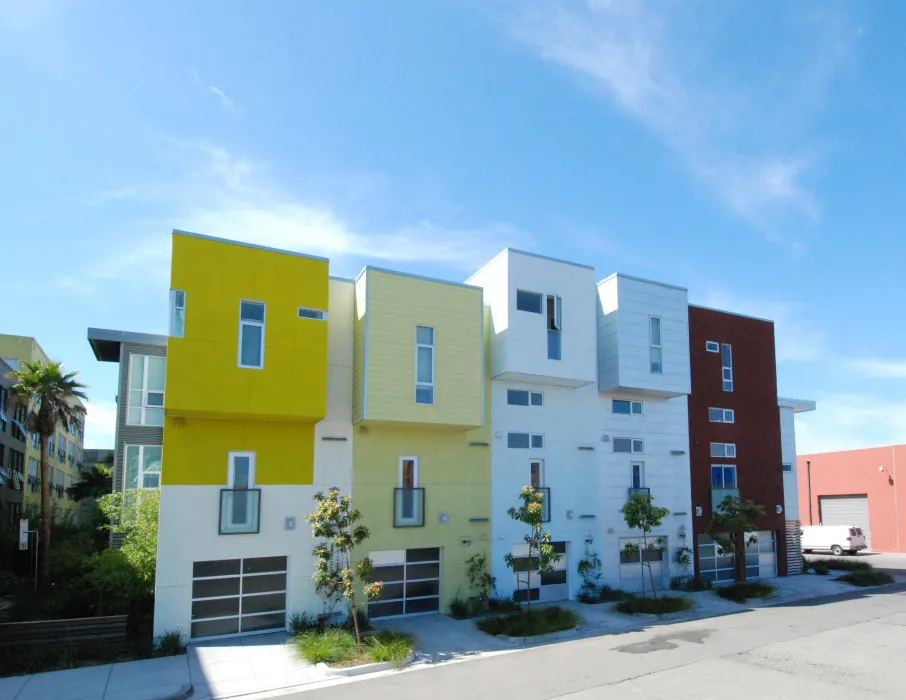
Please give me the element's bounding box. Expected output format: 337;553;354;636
642;532;659;601
735;530;747;583
39;434;51;591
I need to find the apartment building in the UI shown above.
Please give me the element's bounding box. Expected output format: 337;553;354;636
85;230;816;639
0;359;27;529
687;307;815;582
0;335;86;522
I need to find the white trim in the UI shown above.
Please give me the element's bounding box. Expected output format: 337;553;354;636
613;437;645;454
649;316;663;374
507;389;543;407
710;442;737;459
705;341;719;353
126;354;165;426
238;300;266;369
398;456;419;488
721;343;733;392
298;306;328;321
228;451;256;488
530;458;545;488
415;325;435;405
123;444;163;490
708;407;735;423
169;289;186;338
711;464;737;489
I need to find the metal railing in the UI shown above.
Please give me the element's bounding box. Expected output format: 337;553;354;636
393;488;425;527
628;487;651;499
219;488;261;535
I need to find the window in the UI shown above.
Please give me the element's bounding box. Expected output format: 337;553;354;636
649;316;662;374
221;451;259;534
395;457;423;527
782;464;793;473
169;289;186;338
708;407;735;423
47;434;54;456
721;343;733;391
31;432;39;449
415;326;435;405
613;438;644;453
127;355;165;426
705;341;720;353
124;445;162;489
67;442;74;465
298;307;328;321
711;465;737;489
1;357;18;371
631;462;644;489
546;295;562;361
507;389;543;407
516;290;542;313
508;433;544;449
710;442;737;458
400;457;418;488
58;436;66;461
530;459;544;488
238;301;266;368
612;400;642;415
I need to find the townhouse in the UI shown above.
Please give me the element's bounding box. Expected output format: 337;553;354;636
86;230;814;640
0;335;86;522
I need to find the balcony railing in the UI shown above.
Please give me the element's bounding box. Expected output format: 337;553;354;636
536;487;551;523
547;330;561;361
219;488;261;535
628;487;651;499
393;488;425;527
711;488;740;512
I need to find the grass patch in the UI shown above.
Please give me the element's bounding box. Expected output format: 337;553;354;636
808;557;873;572
836;571;895;587
715;581;776;604
449;595;471;619
614;596;693;615
294;629;413;668
477;605;580;637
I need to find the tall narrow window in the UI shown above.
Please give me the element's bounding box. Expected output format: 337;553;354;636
127;355;165;426
238;301;266;369
221;451;259;534
547;295;562;360
721;343;733;391
415;326;435;405
649;316;662;374
530;459;543;488
169;290;186;338
396;456;423;527
631;462;644;489
124;445;162;490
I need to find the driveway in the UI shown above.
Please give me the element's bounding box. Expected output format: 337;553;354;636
294;584;906;699
805;551;906;571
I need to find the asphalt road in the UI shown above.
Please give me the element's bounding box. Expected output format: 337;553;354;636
290;584;906;699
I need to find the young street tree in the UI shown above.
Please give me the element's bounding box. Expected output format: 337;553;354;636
504;485;561;611
9;360;87;588
709;494;765;582
620;492;670;600
306;488;383;650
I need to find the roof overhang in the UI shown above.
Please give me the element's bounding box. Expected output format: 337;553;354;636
87;327;168;363
778;396;816;413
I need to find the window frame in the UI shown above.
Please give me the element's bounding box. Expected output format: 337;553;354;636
710;442;737;459
169;289;186;338
530;459;544;488
782;463;793;473
398;456;419;488
507;389;544;407
227;451;256;489
507;432;544;449
546;295;562;361
711;464;737;489
649;316;663;374
126;354;166;427
612;399;643;415
414;325;435;405
613;437;644;454
530;434;544;449
237;300;266;370
721;343;733;392
631;462;645;489
124;444;163;490
708;407;735;424
298;306;328;321
516;289;543;314
705;341;720;353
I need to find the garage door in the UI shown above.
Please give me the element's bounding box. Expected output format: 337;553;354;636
368;548;441;618
820;495;871;550
190;556;287;639
511;541;568;602
697;531;776;581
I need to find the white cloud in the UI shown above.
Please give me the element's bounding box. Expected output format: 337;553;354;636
694;289;825;363
846;358;906;380
795;393;906;454
83;400;116;450
190;69;242;115
504;0;857;239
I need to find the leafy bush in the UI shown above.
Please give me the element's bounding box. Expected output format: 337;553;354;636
813;561;830;576
670;576;683;590
685;575;712;592
488;595;520;614
449;594;471;619
366;630;414;669
577;586;601;604
615;596;692;615
294;628;413;668
288;612;322;635
836;571;894;587
809;557;872;572
97;490;160;600
477;605;579;637
466;553;495;599
801;556;811;573
85;549;147;615
599;584;629;602
341;607;372;633
716;581;776;603
154;630;186;656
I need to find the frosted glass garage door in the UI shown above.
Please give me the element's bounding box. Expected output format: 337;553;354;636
368;548;441;618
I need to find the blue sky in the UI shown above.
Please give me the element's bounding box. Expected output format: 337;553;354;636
1;1;903;453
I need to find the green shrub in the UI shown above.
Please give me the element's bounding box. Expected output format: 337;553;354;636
577;585;601;604
716;581;776;603
801;556;811;573
449;594;471;618
477;605;579;637
154;630;186;656
669;576;683;590
809;557;872;572
599;584;629;602
488;595;520;614
813;561;830;576
288;612;322;635
615;596;692;615
294;628;413;668
366;630;414;669
836;571;894;587
686;575;712;592
341;607;371;633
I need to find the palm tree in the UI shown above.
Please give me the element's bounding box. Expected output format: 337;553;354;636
68;464;113;502
9;360;87;589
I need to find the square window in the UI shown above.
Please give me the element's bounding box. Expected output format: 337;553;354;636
631;401;642;415
530;434;544;449
415;386;434;404
416;326;434;345
613;438;631;453
530;392;543;406
516;290;543;314
782;464;793;473
631;439;644;453
612;400;631;415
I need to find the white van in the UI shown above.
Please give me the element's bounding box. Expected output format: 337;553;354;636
801;525;867;556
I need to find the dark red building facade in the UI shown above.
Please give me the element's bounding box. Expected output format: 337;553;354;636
688;306;789;581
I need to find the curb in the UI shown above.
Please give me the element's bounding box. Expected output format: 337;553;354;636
316;651;415;678
154;684;194;700
495;627;580;645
